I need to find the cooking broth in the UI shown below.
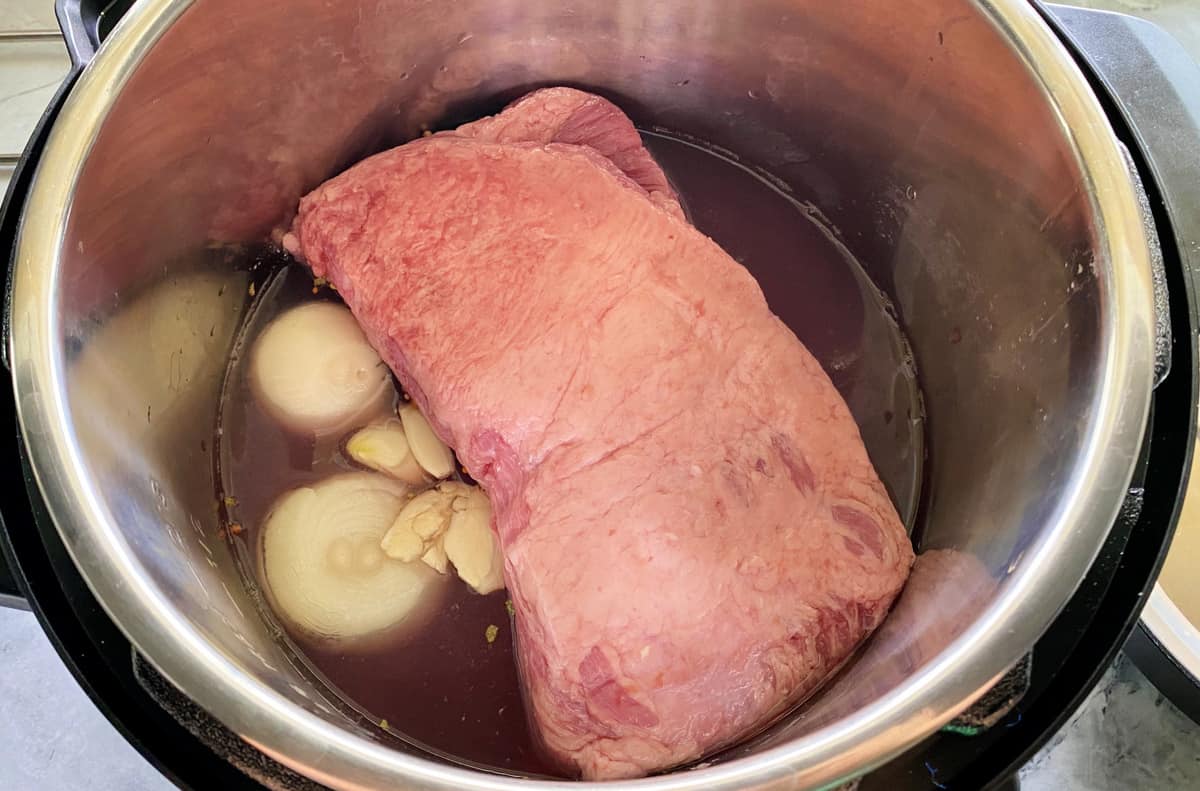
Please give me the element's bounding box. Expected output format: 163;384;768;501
217;265;551;775
215;130;925;777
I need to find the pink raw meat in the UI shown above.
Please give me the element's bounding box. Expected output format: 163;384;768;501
284;87;914;780
449;88;684;219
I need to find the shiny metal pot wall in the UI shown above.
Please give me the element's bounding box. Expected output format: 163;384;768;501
9;0;1156;788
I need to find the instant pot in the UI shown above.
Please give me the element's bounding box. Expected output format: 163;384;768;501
2;1;1199;789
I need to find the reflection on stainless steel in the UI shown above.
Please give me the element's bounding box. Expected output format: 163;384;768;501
65;270;250;621
807;550;999;720
9;0;1155;789
720;549;999;763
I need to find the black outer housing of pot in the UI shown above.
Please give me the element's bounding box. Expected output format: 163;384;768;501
1054;3;1200;730
0;2;1196;790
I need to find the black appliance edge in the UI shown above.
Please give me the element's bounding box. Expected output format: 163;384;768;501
0;3;276;786
0;0;100;606
840;5;1200;789
966;3;1200;785
0;0;138;603
1045;4;1200;725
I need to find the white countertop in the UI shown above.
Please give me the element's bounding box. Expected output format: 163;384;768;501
3;1;1200;789
0;608;171;789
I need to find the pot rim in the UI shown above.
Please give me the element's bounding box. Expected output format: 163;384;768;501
8;0;1157;788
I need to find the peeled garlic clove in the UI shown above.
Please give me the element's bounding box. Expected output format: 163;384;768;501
378;521;425;563
438;480;473;502
399;404;456;479
261;473;443;640
421;542;450;574
345;420;427;485
443;488;505;595
412;509;449;540
251;303;393;436
382;482;504;593
381;488;454;561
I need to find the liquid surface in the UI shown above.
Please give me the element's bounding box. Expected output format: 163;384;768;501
218;267;550;775
216;131;926;777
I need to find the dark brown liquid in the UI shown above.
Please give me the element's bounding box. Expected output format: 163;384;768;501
217;266;552;776
215;131;924;778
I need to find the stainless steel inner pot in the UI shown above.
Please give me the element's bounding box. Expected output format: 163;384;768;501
9;0;1157;788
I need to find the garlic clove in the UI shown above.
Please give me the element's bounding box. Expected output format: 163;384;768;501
421;542;450;574
399;404;456;479
345;420;427;485
443;487;505;595
381;488;454;561
381;481;505;594
412;509;450;540
438;480;474;502
379;521;425;563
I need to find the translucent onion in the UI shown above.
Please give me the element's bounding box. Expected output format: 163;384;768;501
261;473;443;639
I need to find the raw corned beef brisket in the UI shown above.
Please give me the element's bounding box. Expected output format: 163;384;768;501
283;87;914;780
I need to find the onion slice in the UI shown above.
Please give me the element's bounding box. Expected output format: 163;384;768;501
251;302;393;436
261;473;443;640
